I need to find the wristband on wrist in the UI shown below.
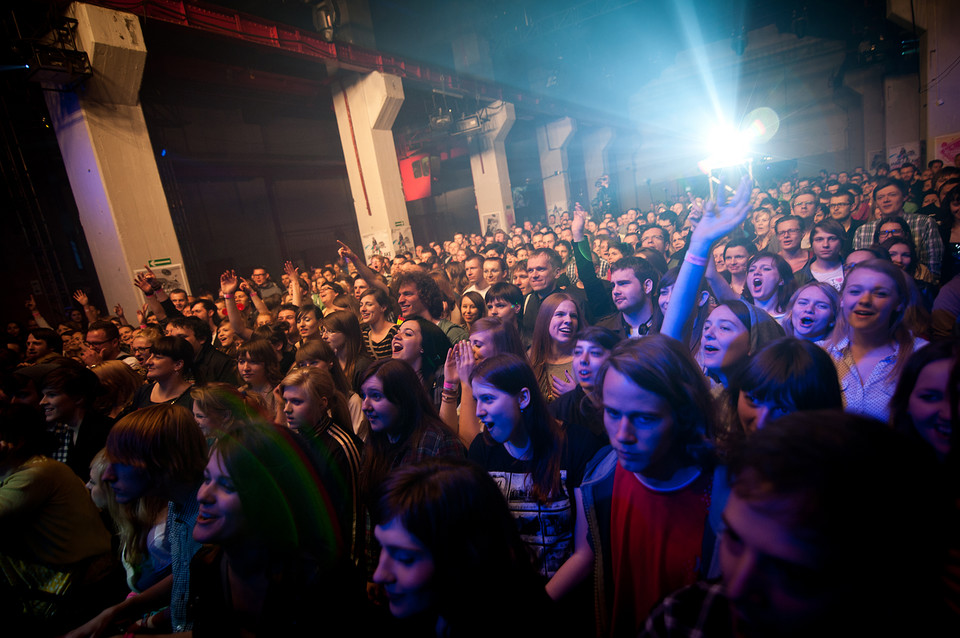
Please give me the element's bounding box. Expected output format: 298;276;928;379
144;290;154;297
223;293;234;299
442;381;457;390
683;253;708;267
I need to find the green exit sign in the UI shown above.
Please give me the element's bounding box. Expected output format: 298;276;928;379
148;258;172;267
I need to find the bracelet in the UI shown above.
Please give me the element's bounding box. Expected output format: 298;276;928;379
144;290;154;297
442;381;458;390
683;253;708;267
223;293;234;299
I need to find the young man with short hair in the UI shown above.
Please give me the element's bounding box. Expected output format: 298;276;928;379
775;215;810;273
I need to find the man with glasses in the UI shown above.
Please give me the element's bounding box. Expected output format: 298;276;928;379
85;320;140;370
775;215;810;273
789;190;818;249
828;191;862;253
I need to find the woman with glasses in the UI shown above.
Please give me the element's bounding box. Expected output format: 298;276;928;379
872;216;912;245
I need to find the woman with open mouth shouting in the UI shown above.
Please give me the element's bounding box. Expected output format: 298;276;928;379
528;292;585;403
782;281;840;343
739;252;795;322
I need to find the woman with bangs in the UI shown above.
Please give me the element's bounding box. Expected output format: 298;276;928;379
467;354;600;628
782;281;840;342
295;304;323;346
70;404;207;635
322;310;372;393
235;338;282;422
825;259;926;421
188;421;366;636
528;292;585;403
880;235;938;317
457;291;486;334
128;336;195;412
294;339;366;437
358;288;398;361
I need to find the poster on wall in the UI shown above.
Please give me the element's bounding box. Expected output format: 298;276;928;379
134;264;188;303
934;133;960;166
392;228;413;256
886;142;920;169
362;232;392;261
867;150;885;172
480;211;503;236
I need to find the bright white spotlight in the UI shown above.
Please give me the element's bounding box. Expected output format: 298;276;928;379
698;108;780;174
699;125;750;173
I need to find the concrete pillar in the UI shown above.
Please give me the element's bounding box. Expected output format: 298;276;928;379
537;117;577;217
884;75;921;166
582;127;615;205
469;101;515;233
920;0;960;166
44;2;188;315
332;71;411;260
843;67;885;169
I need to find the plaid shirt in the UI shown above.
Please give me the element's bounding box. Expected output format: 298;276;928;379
852;213;943;280
50;424;75;464
640;581;734;638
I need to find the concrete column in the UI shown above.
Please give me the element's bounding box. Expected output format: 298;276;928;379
332;71;411;260
44;2;188;315
582;127;615;205
843;67;884;169
537;116;576;217
469;101;515;233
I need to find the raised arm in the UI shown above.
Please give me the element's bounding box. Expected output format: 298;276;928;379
661;177;752;340
703;251;739;302
24;295;51;329
338;240;389;295
73;290;99;324
240;278;269;317
220;270;254;341
283;260;303;308
571;206;616;319
113;304;130;327
133;269;168;321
